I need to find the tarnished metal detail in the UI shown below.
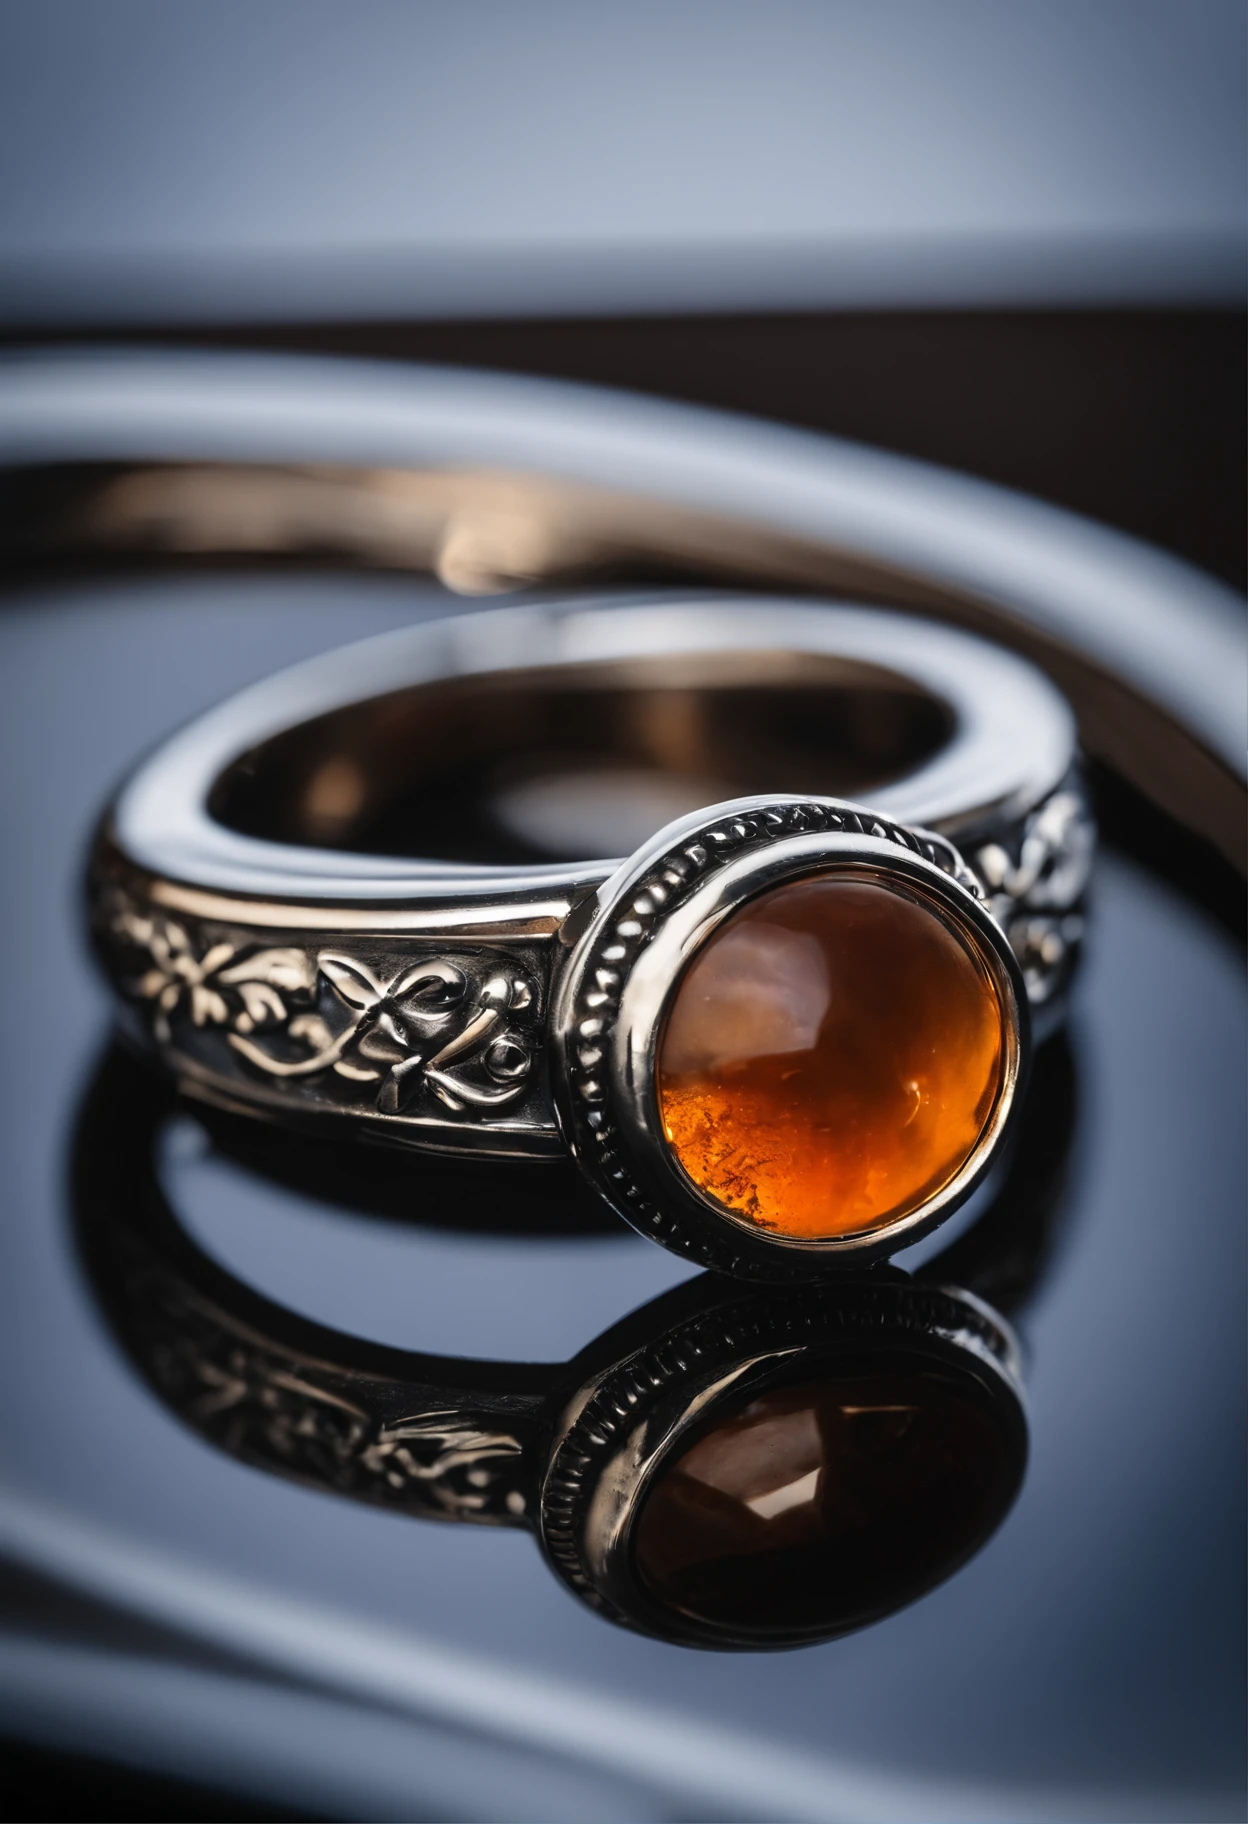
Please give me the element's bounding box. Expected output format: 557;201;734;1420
96;882;558;1157
970;778;1095;1005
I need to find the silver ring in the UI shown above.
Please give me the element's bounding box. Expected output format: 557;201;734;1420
90;593;1094;1277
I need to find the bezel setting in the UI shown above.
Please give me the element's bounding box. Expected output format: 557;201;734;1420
551;795;1029;1279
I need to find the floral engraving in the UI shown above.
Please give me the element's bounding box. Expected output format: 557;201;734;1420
110;904;537;1118
124;913;314;1043
972;788;1094;1003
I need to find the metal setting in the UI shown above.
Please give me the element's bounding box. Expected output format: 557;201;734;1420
551;795;1028;1278
89;597;1089;1239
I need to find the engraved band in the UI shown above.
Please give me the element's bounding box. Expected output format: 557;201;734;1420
90;596;1093;1272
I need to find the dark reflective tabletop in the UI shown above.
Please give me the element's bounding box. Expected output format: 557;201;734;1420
0;573;1243;1820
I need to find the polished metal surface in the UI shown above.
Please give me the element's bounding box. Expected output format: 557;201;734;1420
91;600;1086;1187
102;597;1079;900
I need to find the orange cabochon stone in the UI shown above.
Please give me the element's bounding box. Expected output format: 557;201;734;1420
656;874;1005;1239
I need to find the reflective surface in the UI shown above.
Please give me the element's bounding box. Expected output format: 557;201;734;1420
634;1364;1019;1634
658;874;1005;1236
72;1039;1033;1649
0;572;1243;1818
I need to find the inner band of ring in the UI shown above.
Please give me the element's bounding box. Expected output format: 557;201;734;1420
91;594;1091;1162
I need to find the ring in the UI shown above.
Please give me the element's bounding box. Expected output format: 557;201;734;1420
74;1041;1076;1650
90;595;1094;1277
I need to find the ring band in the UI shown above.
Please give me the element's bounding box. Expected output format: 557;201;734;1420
75;1041;1066;1650
91;595;1093;1275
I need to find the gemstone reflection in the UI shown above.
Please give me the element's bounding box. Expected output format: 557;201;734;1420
633;1363;1017;1636
657;875;1005;1238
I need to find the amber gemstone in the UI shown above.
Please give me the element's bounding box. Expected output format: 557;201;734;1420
633;1365;1018;1636
657;874;1005;1239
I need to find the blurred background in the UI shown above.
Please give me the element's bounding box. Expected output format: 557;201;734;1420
0;0;1243;582
0;4;1243;1821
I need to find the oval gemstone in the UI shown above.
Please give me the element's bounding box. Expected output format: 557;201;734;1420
633;1365;1019;1637
657;874;1005;1238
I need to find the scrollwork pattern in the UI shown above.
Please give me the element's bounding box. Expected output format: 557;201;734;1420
971;786;1094;1003
106;901;538;1122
